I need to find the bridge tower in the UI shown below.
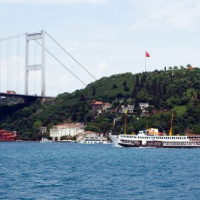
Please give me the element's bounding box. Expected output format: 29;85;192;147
25;30;45;96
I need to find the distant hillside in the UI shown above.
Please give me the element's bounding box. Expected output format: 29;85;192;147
0;65;200;140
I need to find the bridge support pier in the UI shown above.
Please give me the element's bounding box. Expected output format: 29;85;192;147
25;30;46;96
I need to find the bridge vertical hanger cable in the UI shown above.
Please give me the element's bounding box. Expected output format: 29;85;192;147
9;37;11;90
35;40;87;86
0;41;1;92
45;32;97;81
34;40;36;95
0;33;25;93
16;36;20;93
14;37;16;93
7;39;9;91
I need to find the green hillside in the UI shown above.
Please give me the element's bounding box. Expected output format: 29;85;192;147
1;65;200;140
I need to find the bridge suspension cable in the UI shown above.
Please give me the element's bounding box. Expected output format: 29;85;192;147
45;32;97;81
35;40;87;86
0;33;25;42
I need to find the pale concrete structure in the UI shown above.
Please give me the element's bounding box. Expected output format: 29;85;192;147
120;105;135;114
25;30;45;96
139;103;149;111
50;123;85;141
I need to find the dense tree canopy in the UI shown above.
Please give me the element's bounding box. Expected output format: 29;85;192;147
0;65;200;140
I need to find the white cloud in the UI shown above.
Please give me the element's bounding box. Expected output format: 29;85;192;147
90;61;111;79
0;56;24;94
0;0;110;4
132;0;200;30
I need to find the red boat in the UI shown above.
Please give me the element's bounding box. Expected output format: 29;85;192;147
0;130;16;142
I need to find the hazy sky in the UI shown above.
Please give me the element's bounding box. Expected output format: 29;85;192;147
0;0;200;96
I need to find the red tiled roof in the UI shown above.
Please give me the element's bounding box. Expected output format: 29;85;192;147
53;123;85;129
92;101;104;105
85;131;97;134
85;131;103;135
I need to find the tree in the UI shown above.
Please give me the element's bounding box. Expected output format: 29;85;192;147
112;84;118;89
92;87;96;96
136;75;140;88
80;94;86;122
132;87;137;98
122;81;127;87
140;75;146;88
152;79;158;96
124;85;130;92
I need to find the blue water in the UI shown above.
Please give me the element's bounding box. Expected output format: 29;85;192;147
0;143;200;200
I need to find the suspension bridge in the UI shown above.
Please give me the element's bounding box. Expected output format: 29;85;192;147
0;30;96;103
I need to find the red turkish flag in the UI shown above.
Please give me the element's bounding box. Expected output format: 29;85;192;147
145;51;150;57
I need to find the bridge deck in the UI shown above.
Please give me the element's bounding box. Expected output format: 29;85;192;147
0;92;53;99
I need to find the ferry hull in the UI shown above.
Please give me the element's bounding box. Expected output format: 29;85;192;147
118;143;200;148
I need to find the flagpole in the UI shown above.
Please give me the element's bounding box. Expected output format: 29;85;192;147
145;52;146;72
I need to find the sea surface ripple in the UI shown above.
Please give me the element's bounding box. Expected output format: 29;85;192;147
0;143;200;200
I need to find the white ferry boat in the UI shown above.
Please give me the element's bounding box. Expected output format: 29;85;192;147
109;130;200;148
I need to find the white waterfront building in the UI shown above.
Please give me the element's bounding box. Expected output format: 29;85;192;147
50;123;85;141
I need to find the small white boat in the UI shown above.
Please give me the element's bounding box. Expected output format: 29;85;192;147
79;138;110;144
80;138;102;144
40;137;52;143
